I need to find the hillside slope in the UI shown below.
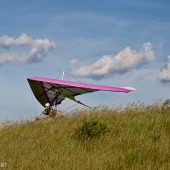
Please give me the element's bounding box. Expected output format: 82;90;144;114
0;104;169;170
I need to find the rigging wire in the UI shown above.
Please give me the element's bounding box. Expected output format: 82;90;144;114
62;69;92;109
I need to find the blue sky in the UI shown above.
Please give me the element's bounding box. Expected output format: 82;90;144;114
0;0;170;122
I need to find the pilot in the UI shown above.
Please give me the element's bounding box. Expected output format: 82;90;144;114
42;103;54;116
36;102;62;121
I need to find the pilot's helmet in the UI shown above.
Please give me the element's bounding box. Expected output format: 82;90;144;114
45;103;50;107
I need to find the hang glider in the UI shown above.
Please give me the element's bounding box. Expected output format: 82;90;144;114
27;76;136;108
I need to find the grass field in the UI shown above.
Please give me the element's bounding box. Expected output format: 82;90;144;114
0;102;169;170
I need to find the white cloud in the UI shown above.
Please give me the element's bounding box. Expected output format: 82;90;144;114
69;58;78;65
0;33;32;47
73;42;154;80
0;33;55;65
159;56;170;82
0;53;26;64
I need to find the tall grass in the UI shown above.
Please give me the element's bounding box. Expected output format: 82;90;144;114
0;103;169;170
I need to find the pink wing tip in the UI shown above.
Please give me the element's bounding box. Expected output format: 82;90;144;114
122;87;136;92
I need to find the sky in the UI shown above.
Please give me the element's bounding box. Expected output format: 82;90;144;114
0;0;170;122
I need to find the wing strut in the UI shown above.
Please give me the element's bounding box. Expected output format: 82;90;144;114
51;91;61;110
76;100;91;109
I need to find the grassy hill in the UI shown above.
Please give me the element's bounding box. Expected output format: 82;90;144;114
0;103;169;170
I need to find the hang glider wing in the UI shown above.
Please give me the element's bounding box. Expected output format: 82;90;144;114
27;76;136;107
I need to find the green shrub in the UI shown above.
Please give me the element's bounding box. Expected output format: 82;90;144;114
75;120;109;140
